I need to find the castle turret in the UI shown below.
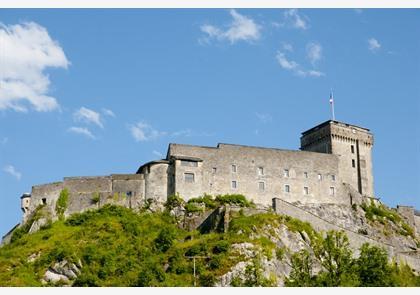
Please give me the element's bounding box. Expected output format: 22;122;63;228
20;193;31;213
300;120;374;197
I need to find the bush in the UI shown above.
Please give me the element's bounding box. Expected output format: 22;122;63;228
184;202;203;214
215;194;252;207
154;227;176;252
92;192;100;204
165;194;184;211
188;194;217;209
55;188;69;217
213;240;230;254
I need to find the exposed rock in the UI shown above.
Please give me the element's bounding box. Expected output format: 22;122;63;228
43;270;69;284
42;259;82;285
27;252;40;263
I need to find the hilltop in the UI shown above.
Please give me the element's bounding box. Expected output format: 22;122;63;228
0;194;419;287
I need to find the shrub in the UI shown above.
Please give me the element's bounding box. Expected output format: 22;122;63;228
215;194;252;207
188;194;217;209
165;194;184;211
213;240;230;254
55;188;69;217
154;227;176;252
92;192;100;204
184;202;203;214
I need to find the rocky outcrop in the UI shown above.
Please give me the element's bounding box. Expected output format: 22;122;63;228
42;260;82;285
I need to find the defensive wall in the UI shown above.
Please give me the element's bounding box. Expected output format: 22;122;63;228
168;143;348;206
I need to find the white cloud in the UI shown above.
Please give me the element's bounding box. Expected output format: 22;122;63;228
172;129;193;137
368;38;381;52
0;22;69;112
3;165;21;180
306;42;322;65
256;112;272;124
73;107;103;128
152;150;164;158
281;42;294;52
130;122;166;142
67;126;95;139
102;108;115;117
283;9;309;30
200;9;261;44
276;51;324;78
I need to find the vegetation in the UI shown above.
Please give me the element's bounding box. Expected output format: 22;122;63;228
360;201;415;238
55;189;69;218
285;230;420;287
91;192;100;205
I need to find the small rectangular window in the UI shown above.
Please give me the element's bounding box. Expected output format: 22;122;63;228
126;191;132;197
318;174;322;180
258;182;265;191
304;172;308;178
352;159;356;168
41;198;47;205
304;187;309;195
285;184;290;193
258;167;264;175
231;165;237;173
212;167;217;174
231;181;237;189
284;169;289;177
330;187;335;196
351;145;355;154
181;160;198;167
184;173;195;183
331;175;336;181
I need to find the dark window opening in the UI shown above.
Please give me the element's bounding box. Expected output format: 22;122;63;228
42;198;47;205
351;145;355;154
126;191;132;197
352;159;356;168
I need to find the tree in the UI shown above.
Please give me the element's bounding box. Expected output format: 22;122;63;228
355;243;391;286
285;249;314;286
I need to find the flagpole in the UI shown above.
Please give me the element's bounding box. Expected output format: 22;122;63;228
330;89;335;121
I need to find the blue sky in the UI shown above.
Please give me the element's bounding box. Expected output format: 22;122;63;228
0;9;419;237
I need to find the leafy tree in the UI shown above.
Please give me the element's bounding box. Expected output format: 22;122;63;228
154;227;176;252
285;249;314;286
355;243;391;286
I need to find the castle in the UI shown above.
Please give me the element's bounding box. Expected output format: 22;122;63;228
17;120;378;223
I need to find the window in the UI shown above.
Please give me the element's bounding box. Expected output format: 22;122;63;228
126;191;132;197
41;198;47;205
304;187;309;195
258;182;265;191
352;159;356;168
318;174;322;180
351;145;355;154
258;167;264;175
184;173;195;183
284;169;289;177
231;165;237;173
304;172;308;178
285;185;290;193
330;187;335;196
212;167;217;174
231;181;237;189
331;174;336;181
181;160;198;167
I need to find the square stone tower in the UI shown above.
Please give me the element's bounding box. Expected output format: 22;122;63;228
300;120;374;197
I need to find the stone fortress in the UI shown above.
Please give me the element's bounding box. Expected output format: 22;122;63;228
13;120;419;231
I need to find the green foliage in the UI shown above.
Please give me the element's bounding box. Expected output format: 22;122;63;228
355;243;391;286
187;194;217;209
91;192;100;205
360;201;415;238
165;194;184;211
184;202;203;214
55;188;69;218
215;194;253;207
285;249;314;286
154;227;176;252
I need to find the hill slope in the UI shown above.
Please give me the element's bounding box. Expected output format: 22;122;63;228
0;202;419;287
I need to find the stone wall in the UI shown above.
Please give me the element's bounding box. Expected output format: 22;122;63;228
144;163;169;203
272;198;420;271
169;143;347;206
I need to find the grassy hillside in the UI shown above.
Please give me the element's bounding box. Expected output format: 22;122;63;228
0;201;419;287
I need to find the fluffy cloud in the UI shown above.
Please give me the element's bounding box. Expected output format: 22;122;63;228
276;51;324;78
73;107;103;128
368;38;381;52
200;9;261;44
130;122;167;142
67;127;95;139
0;22;69;112
3;165;21;180
102;108;115;117
306;42;322;65
283;9;309;30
